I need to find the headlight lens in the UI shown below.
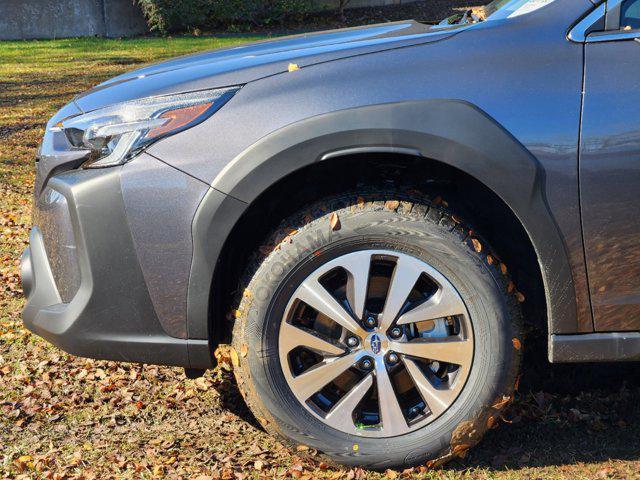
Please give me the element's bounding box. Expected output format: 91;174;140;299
57;87;240;168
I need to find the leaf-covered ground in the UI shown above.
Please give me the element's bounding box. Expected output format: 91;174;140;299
1;35;640;480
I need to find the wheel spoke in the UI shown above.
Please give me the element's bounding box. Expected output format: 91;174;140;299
397;285;466;325
375;358;407;435
341;251;372;321
279;322;346;356
324;373;374;428
380;256;423;331
403;357;456;417
296;278;366;337
390;337;473;366
279;249;475;438
289;351;360;400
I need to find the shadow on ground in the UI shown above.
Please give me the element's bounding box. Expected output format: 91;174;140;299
215;368;263;431
454;336;640;470
215;332;640;471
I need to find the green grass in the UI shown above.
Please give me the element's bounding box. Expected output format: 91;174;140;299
0;36;265;189
1;37;640;479
0;36;266;69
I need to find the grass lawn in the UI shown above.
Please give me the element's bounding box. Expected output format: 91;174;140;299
1;36;640;479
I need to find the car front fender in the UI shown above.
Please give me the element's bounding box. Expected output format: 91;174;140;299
187;99;578;345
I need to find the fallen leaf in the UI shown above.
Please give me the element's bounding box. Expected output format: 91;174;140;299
452;444;470;458
512;338;522;350
240;344;248;357
492;395;512;410
256;416;269;427
471;238;482;253
195;377;209;391
230;348;239;368
329;212;341;231
385;200;399;211
486;415;497;429
288;63;300;72
597;467;617;479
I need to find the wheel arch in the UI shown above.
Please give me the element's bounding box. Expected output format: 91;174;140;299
186;99;578;357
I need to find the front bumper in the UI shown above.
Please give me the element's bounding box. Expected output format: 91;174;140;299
21;167;212;368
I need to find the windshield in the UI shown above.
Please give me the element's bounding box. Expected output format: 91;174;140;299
440;0;556;25
484;0;556;19
481;0;516;18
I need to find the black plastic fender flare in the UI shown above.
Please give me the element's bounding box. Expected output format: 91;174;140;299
187;99;578;349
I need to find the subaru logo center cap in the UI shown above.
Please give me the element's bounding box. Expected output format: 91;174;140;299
370;334;382;355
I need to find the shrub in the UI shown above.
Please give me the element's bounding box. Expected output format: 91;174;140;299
136;0;314;34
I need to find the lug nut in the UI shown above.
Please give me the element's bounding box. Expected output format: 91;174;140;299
387;352;399;365
389;327;403;339
409;406;422;417
346;336;359;348
360;357;374;371
364;316;377;329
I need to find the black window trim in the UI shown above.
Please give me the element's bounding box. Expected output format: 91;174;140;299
569;0;640;42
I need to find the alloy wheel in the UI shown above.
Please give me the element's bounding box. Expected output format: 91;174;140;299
278;250;474;437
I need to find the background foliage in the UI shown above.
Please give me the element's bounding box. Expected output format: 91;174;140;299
135;0;314;33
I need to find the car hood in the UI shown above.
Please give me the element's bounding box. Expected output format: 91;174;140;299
74;21;466;113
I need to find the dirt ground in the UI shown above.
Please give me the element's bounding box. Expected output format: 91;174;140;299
1;23;640;480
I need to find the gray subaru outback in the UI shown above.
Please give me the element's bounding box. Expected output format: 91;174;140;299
21;0;640;469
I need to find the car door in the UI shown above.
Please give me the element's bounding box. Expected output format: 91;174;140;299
580;0;640;331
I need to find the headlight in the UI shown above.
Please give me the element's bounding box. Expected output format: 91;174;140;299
56;87;240;168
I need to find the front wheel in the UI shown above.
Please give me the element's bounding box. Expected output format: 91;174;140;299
232;192;522;470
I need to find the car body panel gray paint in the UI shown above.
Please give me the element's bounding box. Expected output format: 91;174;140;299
580;36;640;332
188;188;247;340
31;0;640;367
121;153;209;339
152;0;594;335
22;167;212;367
550;332;640;362
33;187;81;303
96;21;453;88
187;100;576;341
73;21;464;113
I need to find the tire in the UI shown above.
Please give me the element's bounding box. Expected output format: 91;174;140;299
231;191;522;470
